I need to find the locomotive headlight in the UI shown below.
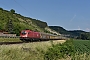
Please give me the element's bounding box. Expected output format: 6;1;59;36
22;34;27;37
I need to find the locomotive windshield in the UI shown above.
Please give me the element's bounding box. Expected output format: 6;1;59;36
21;31;26;35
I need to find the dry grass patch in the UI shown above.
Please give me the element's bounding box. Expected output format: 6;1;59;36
52;40;66;44
0;40;66;60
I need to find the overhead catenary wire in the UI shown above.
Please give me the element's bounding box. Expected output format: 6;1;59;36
13;0;34;17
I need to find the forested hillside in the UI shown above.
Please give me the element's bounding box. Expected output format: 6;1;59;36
0;7;53;35
49;26;90;40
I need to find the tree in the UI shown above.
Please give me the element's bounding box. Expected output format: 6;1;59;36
80;33;88;40
10;9;15;14
6;20;14;33
0;7;3;10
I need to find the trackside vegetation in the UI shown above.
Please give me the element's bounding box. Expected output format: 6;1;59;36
44;40;75;60
0;40;65;60
44;39;90;60
0;39;90;60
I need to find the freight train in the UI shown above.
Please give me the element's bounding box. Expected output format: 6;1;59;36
20;29;67;42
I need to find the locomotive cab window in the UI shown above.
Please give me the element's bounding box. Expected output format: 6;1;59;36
21;31;26;35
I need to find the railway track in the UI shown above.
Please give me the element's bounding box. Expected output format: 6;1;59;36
0;42;25;45
0;40;46;45
0;39;67;45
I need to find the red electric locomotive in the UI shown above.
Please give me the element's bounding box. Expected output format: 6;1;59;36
20;30;40;41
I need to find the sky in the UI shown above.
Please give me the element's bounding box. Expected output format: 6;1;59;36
0;0;90;32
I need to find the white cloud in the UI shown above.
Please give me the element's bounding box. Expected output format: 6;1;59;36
78;26;81;30
86;28;90;32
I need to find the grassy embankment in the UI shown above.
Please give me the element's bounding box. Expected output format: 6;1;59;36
0;40;65;60
0;39;90;60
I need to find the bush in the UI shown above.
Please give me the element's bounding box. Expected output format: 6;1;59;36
44;40;75;60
